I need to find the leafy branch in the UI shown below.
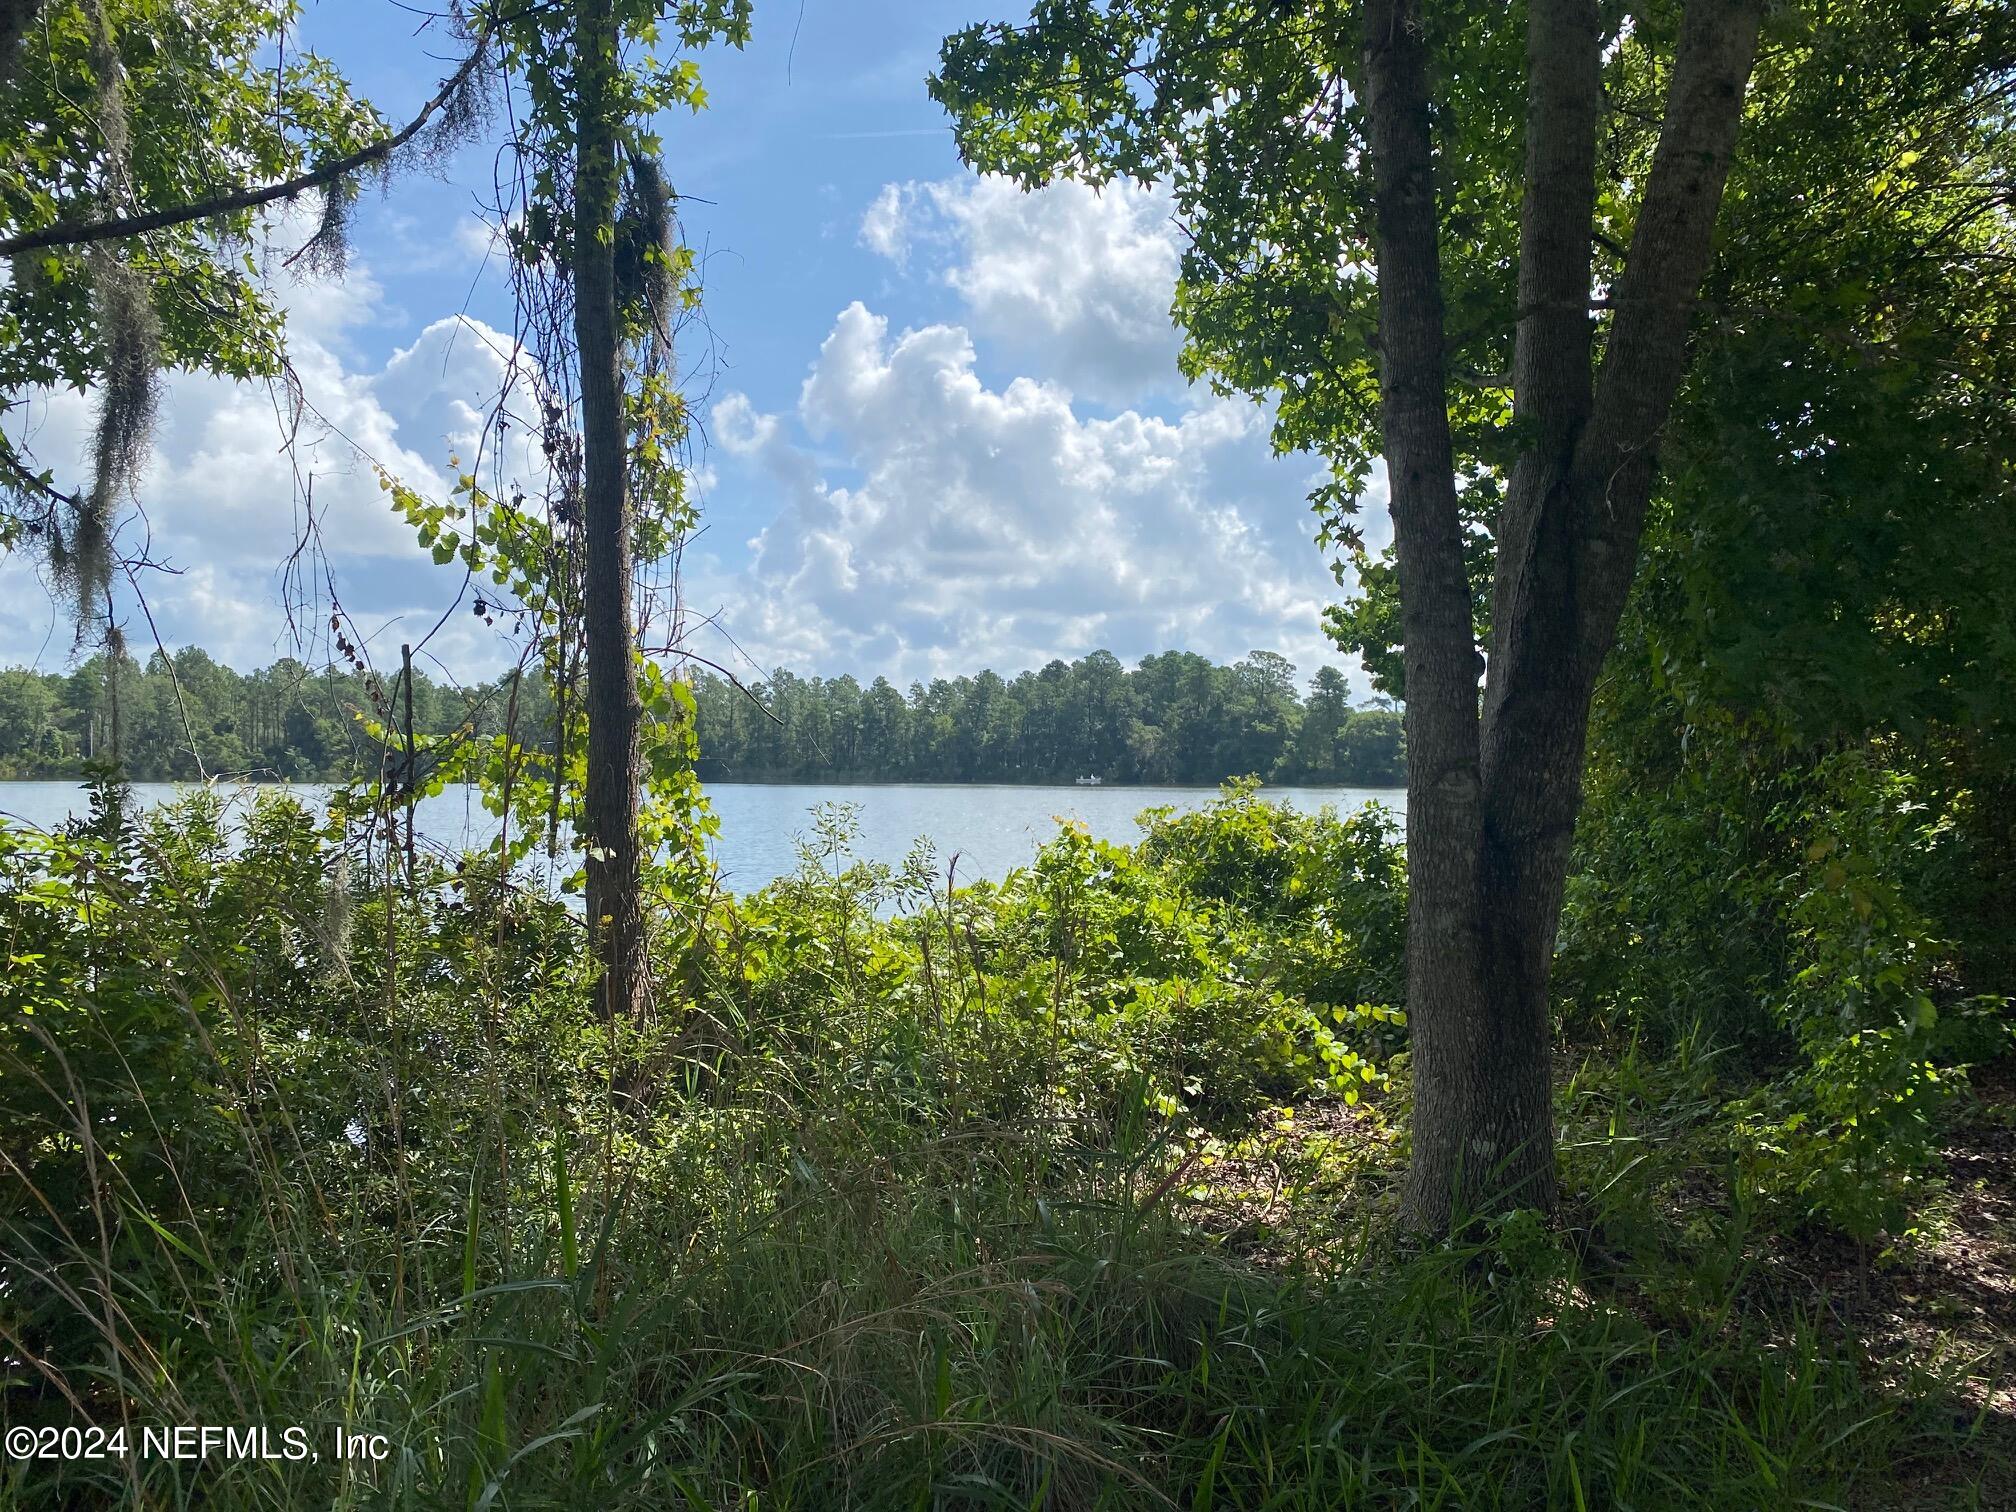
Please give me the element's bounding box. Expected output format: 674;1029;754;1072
0;28;492;257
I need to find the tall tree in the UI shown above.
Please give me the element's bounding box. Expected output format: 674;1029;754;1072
1368;0;1760;1229
488;0;749;1019
569;0;647;1020
936;0;1772;1228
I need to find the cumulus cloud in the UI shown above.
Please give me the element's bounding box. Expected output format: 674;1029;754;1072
694;301;1350;684
858;183;913;264
712;390;782;456
0;171;1368;696
860;175;1187;407
0;259;542;676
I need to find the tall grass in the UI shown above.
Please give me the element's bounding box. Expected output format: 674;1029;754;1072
0;789;2001;1508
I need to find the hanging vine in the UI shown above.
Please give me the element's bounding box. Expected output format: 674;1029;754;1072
346;0;752;988
1;0;492;653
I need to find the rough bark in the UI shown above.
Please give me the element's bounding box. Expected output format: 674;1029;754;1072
573;0;648;1022
1361;0;1764;1233
1359;0;1495;1226
0;0;46;91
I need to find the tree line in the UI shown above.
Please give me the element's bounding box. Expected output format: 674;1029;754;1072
7;0;2005;1253
691;650;1403;786
0;651;516;783
0;647;1405;787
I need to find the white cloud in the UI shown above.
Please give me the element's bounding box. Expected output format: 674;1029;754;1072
453;214;506;265
0;175;1370;697
1;256;545;678
857;183;913;264
258;220;401;351
712;391;782;455
861;174;1187;408
693;301;1353;684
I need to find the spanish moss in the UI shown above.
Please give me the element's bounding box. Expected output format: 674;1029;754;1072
620;153;680;367
66;0;158;638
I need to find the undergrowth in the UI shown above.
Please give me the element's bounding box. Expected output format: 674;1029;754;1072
0;782;2006;1508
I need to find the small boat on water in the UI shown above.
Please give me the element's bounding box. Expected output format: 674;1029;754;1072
1074;775;1103;786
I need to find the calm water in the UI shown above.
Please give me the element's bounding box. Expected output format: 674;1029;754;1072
0;781;1406;893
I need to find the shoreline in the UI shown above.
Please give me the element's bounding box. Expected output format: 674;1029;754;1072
0;776;1408;793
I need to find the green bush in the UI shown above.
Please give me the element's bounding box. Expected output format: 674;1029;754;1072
0;780;2001;1507
1562;729;2013;1241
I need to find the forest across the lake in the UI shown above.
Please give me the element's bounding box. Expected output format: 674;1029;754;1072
3;0;2013;1507
0;646;1406;787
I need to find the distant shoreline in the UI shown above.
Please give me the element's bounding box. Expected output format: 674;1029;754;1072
0;775;1407;793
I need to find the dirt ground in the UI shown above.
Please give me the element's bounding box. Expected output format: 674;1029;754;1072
1171;1055;2016;1504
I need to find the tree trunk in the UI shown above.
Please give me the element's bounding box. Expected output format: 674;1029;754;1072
0;0;47;89
573;0;647;1022
1362;0;1764;1233
1360;0;1517;1228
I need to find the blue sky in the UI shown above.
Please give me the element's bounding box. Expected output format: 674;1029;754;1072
1;0;1388;692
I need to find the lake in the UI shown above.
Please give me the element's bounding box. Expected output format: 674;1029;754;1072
0;780;1407;894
